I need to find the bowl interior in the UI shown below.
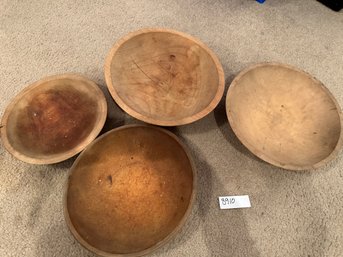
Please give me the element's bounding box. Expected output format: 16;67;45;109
2;75;106;163
65;126;194;255
227;64;342;169
106;30;222;125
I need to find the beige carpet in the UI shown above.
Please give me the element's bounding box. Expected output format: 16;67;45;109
1;0;342;256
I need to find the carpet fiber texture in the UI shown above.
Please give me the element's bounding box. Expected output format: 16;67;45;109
0;1;342;256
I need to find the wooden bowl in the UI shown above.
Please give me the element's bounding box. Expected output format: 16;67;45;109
64;125;196;256
104;28;225;126
1;74;107;164
226;63;343;170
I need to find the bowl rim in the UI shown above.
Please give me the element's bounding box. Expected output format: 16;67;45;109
63;124;197;257
0;73;107;164
104;28;225;126
226;62;343;171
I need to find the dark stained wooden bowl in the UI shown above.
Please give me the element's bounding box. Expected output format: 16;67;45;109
104;28;225;126
64;125;196;256
226;63;343;170
1;74;107;164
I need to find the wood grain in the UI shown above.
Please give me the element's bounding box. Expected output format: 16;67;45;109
226;63;343;170
0;74;107;164
104;28;225;126
64;125;196;256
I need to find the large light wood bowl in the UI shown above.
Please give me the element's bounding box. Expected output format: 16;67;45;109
104;28;225;126
226;63;343;170
64;125;196;256
1;74;107;164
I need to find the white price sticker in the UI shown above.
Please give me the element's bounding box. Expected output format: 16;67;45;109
218;195;251;209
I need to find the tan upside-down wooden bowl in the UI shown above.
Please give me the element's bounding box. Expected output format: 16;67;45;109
64;125;196;257
104;28;225;126
0;74;107;164
226;63;343;170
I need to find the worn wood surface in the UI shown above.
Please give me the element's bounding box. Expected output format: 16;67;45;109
226;63;343;170
105;28;225;126
1;74;107;164
64;125;196;256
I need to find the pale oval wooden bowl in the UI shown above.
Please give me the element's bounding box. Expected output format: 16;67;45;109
226;63;343;170
0;74;107;164
64;125;196;257
104;28;225;126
